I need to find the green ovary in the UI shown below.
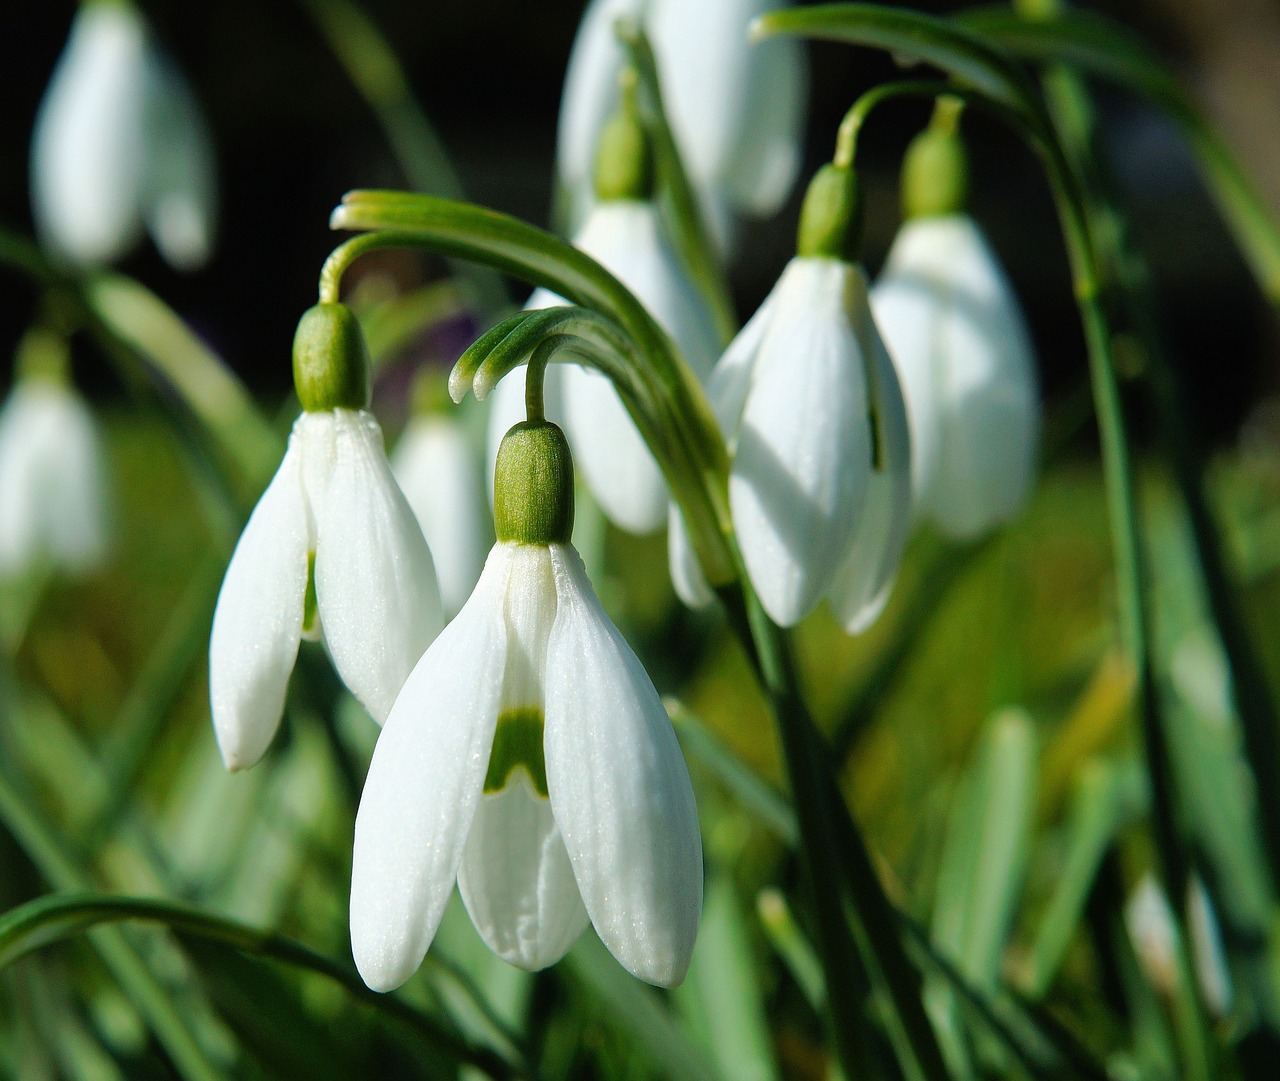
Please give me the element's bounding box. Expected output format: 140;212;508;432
484;708;548;797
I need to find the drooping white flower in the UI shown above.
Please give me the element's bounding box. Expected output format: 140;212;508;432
392;411;490;619
680;254;911;628
557;0;807;242
522;200;719;535
31;1;215;269
871;214;1039;540
351;421;702;990
210;305;442;771
0;377;109;578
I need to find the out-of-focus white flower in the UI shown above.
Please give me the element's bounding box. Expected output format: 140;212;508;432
351;421;702;990
210;305;442;771
31;1;216;269
392;410;490;619
677;254;911;628
505;199;719;535
0;370;109;578
871;214;1039;540
557;0;806;242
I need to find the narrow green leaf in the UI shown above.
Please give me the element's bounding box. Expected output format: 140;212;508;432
565;934;724;1081
0;892;515;1078
960;6;1280;305
674;871;780;1081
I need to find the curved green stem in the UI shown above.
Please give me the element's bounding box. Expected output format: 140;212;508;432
835;79;955;168
0;892;526;1079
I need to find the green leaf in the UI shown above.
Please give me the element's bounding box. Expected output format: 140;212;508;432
959;6;1280;306
0;892;516;1078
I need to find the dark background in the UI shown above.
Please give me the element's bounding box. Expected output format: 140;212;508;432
2;0;1277;443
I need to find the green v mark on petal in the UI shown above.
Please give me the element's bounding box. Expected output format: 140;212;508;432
484;707;549;797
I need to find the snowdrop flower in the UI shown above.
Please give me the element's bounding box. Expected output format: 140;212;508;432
352;419;702;990
871;106;1039;540
210;304;442;771
392;380;491;618
558;0;806;244
676;163;911;629
0;331;108;577
31;1;215;268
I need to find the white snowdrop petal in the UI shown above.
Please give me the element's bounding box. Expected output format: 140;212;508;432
826;321;912;634
730;259;872;626
706;270;786;444
392;416;490;618
667;502;714;609
562;364;668;533
314;410;443;723
350;544;512;992
209;438;310;771
43;388;110;573
544;546;702;987
31;4;149;265
142;54;216;271
458;776;590;971
874;215;1040;539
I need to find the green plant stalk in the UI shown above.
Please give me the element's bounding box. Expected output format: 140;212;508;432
617;24;738;346
1019;3;1280;902
755;11;1221;1073
0;893;523;1080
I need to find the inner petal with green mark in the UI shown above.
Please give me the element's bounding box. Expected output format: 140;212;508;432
484;707;548;798
301;550;321;641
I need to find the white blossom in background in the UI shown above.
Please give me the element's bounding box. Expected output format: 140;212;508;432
31;1;216;269
675;255;911;629
515;199;720;535
0;379;109;578
557;0;807;245
871;216;1039;541
392;412;490;619
210;408;442;771
352;423;702;990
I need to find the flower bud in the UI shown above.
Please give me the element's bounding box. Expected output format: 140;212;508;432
292;302;371;413
796;163;861;261
902;101;969;220
493;421;575;546
15;328;72;387
593;74;654;203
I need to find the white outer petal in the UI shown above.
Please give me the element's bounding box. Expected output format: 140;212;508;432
0;383;109;577
312;410;443;723
458;775;589;971
350;543;512;992
31;4;149;265
826;315;912;634
544;545;703;987
730;258;873;626
209;436;310;771
667;502;714;609
873;215;1040;539
142;52;216;271
562;202;718;534
392;415;490;618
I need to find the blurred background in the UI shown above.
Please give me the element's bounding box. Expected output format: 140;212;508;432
3;2;1280;1079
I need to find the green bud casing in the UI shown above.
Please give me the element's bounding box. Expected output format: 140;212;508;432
593;88;655;202
796;163;861;261
493;421;575;546
902;122;969;220
15;328;72;387
292;302;371;412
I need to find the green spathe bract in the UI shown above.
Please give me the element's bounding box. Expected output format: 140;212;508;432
292;302;371;412
493;420;575;546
